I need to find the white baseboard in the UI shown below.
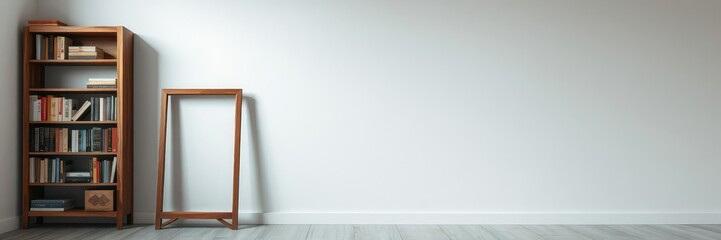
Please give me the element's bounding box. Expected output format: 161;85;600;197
132;212;721;225
0;216;18;234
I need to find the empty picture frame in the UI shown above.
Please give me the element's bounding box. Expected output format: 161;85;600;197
155;89;242;230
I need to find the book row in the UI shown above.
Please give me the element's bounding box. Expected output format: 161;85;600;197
29;95;117;121
29;157;117;184
33;34;105;60
30;127;117;153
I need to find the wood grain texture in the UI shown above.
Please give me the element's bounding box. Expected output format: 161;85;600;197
353;225;403;240
154;91;169;230
482;225;544;240
564;225;641;240
28;59;117;66
396;225;451;240
523;225;592;240
440;225;498;240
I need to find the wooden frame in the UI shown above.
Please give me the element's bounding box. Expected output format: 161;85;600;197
155;89;243;230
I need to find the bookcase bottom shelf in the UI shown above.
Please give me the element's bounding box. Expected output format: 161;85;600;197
28;208;117;217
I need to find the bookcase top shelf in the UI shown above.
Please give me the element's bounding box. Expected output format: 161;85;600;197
29;59;117;66
28;26;123;37
29;88;117;93
29;121;117;125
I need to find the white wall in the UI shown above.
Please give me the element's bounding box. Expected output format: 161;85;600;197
0;0;35;233
36;0;721;224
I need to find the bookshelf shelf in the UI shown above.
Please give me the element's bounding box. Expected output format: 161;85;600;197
22;23;133;230
30;88;117;93
29;26;119;37
30;121;117;125
29;183;117;187
29;59;117;66
29;152;117;156
28;208;117;218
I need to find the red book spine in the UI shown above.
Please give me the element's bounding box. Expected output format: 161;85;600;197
40;96;47;121
111;128;117;152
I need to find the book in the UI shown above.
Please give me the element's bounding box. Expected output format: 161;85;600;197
31;202;72;208
71;101;91;121
110;157;117;183
88;78;117;82
31;199;73;208
66;171;90;177
34;35;42;59
55;36;73;60
30;206;73;211
65;177;91;183
31;199;73;204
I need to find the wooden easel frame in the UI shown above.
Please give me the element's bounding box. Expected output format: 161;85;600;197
155;89;242;230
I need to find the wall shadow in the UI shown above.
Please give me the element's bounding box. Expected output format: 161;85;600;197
243;95;267;224
132;35;159;219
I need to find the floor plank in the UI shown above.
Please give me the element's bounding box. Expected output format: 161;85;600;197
352;224;403;240
121;225;186;240
254;224;310;240
564;225;640;240
649;225;721;240
207;225;265;240
690;224;721;235
2;224;721;240
440;225;498;240
396;225;451;240
609;225;693;240
523;225;593;240
305;225;353;240
482;225;544;240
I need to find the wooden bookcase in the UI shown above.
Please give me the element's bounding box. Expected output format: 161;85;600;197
20;24;133;229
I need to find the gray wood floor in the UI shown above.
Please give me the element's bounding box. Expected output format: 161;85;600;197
2;224;721;240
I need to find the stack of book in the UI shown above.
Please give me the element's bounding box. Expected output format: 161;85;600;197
65;171;91;183
30;199;74;211
86;78;117;88
68;46;104;59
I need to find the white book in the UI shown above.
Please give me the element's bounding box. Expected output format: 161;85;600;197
88;78;117;82
30;206;73;211
32;97;38;121
99;98;105;121
71;101;91;121
62;98;70;121
29;95;38;121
